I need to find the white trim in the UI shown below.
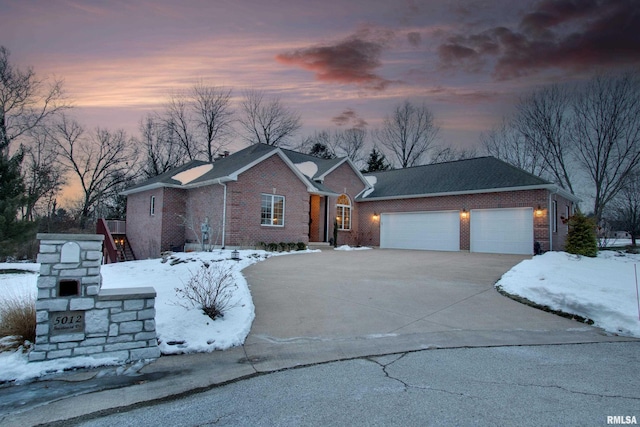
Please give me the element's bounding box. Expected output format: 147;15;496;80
261;193;285;227
357;184;581;203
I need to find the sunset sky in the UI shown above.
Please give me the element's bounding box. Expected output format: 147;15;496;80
2;0;639;155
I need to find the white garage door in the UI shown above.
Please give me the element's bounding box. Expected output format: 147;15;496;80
470;208;533;255
380;211;460;251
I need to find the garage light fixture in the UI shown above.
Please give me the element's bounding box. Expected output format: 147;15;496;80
372;213;379;221
460;208;469;219
535;205;544;217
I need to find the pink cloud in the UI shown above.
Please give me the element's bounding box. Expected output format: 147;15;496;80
331;108;368;128
276;28;394;90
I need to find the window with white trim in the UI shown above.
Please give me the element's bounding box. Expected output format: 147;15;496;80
336;194;351;230
150;196;156;216
261;194;285;226
552;200;558;232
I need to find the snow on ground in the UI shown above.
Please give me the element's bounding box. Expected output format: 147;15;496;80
497;251;640;338
0;249;316;383
334;245;372;251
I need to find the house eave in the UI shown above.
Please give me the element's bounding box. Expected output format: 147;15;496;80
356;184;578;202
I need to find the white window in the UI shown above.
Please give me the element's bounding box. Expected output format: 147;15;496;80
552;200;558;232
261;194;285;227
150;196;156;216
336;194;351;230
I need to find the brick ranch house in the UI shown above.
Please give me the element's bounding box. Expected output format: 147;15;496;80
121;143;578;259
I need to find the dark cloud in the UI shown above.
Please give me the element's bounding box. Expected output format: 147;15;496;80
438;0;640;79
276;28;394;90
407;31;422;46
331;108;368;128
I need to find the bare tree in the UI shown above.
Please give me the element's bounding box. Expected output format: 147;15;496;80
21;128;66;221
139;114;187;178
0;46;69;157
481;119;547;176
192;82;233;161
238;89;301;146
375;100;440;168
571;73;640;221
163;91;197;161
53;115;139;227
513;85;575;193
429;145;478;164
334;128;367;164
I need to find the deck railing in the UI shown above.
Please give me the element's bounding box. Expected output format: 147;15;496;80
96;218;119;263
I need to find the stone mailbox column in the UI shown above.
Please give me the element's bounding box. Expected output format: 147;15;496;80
30;234;160;363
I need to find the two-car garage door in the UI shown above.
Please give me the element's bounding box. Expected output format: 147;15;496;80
380;208;533;255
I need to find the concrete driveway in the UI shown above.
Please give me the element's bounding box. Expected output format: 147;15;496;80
242;249;627;369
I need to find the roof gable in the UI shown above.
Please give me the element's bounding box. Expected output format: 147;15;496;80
358;157;554;200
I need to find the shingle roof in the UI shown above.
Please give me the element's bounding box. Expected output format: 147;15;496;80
359;156;552;200
279;148;345;180
122;144;358;196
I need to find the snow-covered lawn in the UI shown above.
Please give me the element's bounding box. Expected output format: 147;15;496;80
0;249;313;383
497;251;640;338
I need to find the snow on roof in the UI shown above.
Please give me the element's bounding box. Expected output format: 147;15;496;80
361;175;377;198
171;164;213;185
294;161;318;178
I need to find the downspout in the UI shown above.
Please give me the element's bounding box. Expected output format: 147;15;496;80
217;180;227;248
549;191;553;252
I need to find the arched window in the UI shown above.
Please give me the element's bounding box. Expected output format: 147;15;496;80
336;194;351;230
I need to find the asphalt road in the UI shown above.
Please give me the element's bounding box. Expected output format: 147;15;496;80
73;342;639;427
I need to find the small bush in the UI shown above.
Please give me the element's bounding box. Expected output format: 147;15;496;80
175;263;238;320
296;242;307;251
0;293;36;349
565;211;598;257
267;242;278;252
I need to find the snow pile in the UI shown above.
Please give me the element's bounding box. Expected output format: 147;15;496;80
334;245;372;251
294;161;318;178
100;251;259;354
497;251;640;338
172;164;213;185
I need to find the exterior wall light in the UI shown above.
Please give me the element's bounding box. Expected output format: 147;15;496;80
372;213;379;221
460;208;469;219
535;205;544;217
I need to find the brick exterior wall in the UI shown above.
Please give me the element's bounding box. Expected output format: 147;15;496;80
323;162;367;246
126;187;186;259
224;154;310;247
550;193;574;251
357;189;570;252
185;184;226;246
126;188;164;260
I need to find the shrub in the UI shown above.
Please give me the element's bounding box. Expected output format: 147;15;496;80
175;263;238;320
296;242;307;251
565;211;598;257
0;292;36;349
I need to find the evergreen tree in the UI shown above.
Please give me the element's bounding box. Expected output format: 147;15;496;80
361;147;390;173
564;210;598;257
0;152;35;258
308;142;335;159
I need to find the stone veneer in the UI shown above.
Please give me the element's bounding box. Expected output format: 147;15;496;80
29;233;161;363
